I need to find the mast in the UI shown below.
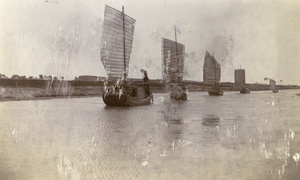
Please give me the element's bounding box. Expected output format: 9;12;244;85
101;5;135;80
122;6;126;82
213;54;218;87
214;60;217;86
212;53;216;86
174;25;179;85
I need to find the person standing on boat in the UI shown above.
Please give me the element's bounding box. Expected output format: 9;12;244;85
103;81;109;95
118;77;125;99
115;78;121;92
141;69;150;96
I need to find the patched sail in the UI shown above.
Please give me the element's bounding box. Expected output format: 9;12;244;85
100;5;135;80
162;38;185;83
203;51;221;85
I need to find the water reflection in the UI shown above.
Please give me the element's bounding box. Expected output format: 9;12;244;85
202;115;220;126
156;98;196;156
162;100;185;132
2;91;300;180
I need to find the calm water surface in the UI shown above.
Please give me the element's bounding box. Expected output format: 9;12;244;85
1;90;300;180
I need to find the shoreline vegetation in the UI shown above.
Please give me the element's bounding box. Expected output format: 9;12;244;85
0;86;103;102
0;78;299;102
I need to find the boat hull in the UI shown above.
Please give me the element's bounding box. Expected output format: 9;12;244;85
126;94;153;106
208;86;223;96
208;91;223;96
102;84;153;107
240;91;250;94
102;93;128;106
170;92;188;100
240;88;250;94
102;93;153;106
169;84;188;100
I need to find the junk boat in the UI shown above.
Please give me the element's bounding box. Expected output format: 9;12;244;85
101;5;153;106
161;26;188;100
203;51;223;96
269;79;279;93
240;87;250;94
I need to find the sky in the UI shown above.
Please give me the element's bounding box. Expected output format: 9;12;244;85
0;0;300;85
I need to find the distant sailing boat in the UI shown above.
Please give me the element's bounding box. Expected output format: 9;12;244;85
235;67;250;94
100;5;153;106
161;26;187;100
203;51;223;96
269;79;278;93
240;87;250;94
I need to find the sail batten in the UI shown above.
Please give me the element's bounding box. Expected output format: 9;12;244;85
100;39;133;48
203;51;221;85
104;5;135;21
103;17;136;29
269;79;276;90
102;29;134;37
161;38;185;83
100;5;135;79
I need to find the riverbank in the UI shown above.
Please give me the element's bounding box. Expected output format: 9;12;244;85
1;86;299;102
0;86;103;102
0;86;167;102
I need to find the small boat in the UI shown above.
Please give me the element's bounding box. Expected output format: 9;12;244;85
208;85;223;96
162;26;188;100
240;87;250;94
100;5;153;106
272;89;278;93
269;79;279;93
170;83;188;100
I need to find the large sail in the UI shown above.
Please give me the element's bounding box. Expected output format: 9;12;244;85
269;79;276;90
203;51;221;84
234;69;245;85
162;38;185;83
100;5;135;80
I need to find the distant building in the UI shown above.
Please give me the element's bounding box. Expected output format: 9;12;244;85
75;75;106;81
203;51;221;84
234;69;245;85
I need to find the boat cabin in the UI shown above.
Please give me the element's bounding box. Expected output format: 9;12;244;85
130;86;147;100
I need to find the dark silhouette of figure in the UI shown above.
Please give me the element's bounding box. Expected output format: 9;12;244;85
141;69;150;96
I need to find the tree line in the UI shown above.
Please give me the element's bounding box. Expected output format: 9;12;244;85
0;74;64;80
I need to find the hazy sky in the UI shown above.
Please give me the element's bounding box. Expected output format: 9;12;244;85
0;0;300;84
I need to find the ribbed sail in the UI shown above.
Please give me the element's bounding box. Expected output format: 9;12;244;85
100;5;135;80
269;79;276;89
234;69;246;85
203;51;221;84
162;38;185;83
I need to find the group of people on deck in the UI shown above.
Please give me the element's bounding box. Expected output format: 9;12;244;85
104;77;125;96
104;69;151;99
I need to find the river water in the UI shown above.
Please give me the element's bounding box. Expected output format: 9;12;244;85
1;90;300;180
